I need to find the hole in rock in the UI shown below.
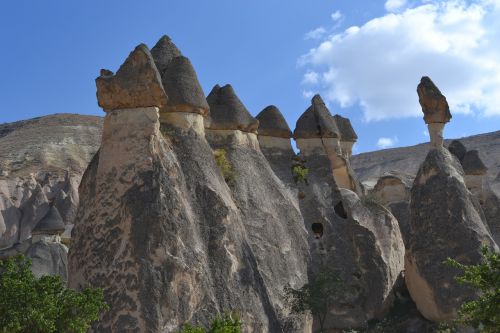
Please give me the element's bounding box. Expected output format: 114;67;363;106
311;222;324;239
334;201;348;219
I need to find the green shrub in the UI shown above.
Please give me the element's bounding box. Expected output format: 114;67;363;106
445;246;500;332
292;165;309;184
179;312;241;333
0;255;108;333
214;149;236;184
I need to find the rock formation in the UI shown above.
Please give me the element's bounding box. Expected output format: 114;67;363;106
294;95;361;194
255;105;295;184
96;44;168;111
334;114;358;159
405;81;497;322
151;35;209;116
69;38;309;332
371;172;413;246
447;139;467;162
417;76;451;148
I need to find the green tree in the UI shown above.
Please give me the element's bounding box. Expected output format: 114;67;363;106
179;312;241;333
445;246;500;332
284;267;346;333
214;149;236;184
0;255;108;333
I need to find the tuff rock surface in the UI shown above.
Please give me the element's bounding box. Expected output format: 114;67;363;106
416;77;451;124
96;44;167;111
405;147;497;321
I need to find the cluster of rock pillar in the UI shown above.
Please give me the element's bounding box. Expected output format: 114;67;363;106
67;36;408;332
67;35;499;332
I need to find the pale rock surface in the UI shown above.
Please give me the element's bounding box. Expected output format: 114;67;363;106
405;147;497;322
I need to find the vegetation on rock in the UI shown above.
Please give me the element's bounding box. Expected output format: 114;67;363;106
445;246;500;332
0;255;108;333
214;149;236;184
292;164;309;184
178;312;241;333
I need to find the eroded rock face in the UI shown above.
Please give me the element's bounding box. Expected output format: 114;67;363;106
27;240;68;282
96;44;167;111
417;77;451;125
256;105;292;139
69;106;310;332
447;140;466;162
405;147;497;322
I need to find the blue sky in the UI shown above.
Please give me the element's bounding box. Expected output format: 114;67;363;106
0;0;499;153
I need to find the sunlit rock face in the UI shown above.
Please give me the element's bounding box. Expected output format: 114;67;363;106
405;147;497;322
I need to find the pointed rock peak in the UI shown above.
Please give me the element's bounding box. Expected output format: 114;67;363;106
96;43;167;111
160;55;209;115
206;84;259;133
294;94;339;139
462;150;488;175
312;94;325;105
447;140;467;162
417;76;451;124
32;206;65;235
256;105;291;138
334;114;358;142
151;35;182;73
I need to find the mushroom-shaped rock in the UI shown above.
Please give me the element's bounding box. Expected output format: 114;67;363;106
255;105;292;138
462;150;488;175
447;140;467;162
294;95;340;139
32;206;65;236
160;56;209;115
206;84;259;133
334;114;357;159
417;77;451;124
373;172;412;204
405;147;497;322
150;35;182;74
96;44;167;111
334;115;357;142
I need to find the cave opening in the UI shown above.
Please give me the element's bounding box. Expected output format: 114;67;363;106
311;222;324;239
334;201;348;219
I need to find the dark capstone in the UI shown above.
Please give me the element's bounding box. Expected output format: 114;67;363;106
206;84;259;133
293;94;340;139
255;105;292;138
416;76;452;124
334;115;358;142
447;140;467;162
462;150;488;175
32;206;65;235
160;56;209;115
150;35;182;74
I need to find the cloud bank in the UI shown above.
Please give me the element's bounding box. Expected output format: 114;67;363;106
377;136;398;148
299;0;500;121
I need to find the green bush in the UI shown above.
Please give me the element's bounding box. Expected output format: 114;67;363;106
214;149;236;184
292;165;309;184
0;255;108;333
179;312;241;333
445;246;500;332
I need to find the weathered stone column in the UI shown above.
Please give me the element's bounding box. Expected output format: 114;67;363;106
417;76;451;148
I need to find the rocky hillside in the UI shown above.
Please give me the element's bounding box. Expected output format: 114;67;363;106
0;114;101;249
351;130;500;185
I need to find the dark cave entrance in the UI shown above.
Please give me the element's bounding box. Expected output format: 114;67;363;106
311;222;324;239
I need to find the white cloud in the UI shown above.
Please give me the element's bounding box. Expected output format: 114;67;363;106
302;71;320;85
377;136;398;149
302;90;315;99
331;10;343;21
385;0;407;12
299;0;500;121
304;27;327;40
423;130;429;137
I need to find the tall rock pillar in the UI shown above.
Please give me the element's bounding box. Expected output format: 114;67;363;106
417;76;451;148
